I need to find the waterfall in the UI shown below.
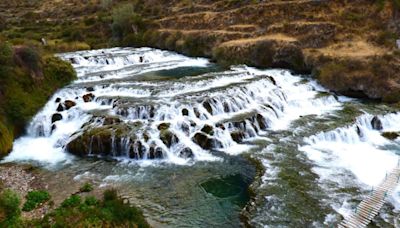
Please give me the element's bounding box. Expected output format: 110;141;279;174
4;47;341;165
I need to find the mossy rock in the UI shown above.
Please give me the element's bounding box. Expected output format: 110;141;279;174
381;132;400;140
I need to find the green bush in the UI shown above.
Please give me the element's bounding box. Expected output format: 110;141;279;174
34;189;150;227
61;195;81;208
0;189;21;227
111;4;144;40
80;183;94;193
22;190;50;211
0;42;13;65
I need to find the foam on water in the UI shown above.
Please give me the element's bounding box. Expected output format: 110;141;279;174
301;112;400;213
5;48;341;167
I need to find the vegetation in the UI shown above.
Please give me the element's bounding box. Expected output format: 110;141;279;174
22;190;50;212
0;41;76;157
0;188;150;228
30;189;150;228
79;183;94;193
0;189;21;227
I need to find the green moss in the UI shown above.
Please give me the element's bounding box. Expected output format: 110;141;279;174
22;190;51;212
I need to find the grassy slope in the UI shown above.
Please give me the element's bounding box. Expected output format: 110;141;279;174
0;42;77;157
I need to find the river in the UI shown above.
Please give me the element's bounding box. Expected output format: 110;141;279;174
3;47;400;227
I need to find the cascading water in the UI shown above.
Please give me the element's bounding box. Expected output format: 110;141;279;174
5;48;341;166
4;47;400;227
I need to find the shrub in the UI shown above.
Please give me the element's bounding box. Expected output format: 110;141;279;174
0;189;21;227
61;195;81;208
80;183;94;193
101;0;113;9
22;190;50;211
0;42;13;65
0;121;13;158
111;4;144;40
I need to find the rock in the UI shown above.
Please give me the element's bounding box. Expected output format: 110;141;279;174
51;113;63;123
179;148;194;159
129;141;146;159
371;116;383;130
55;97;61;103
193;108;201;118
103;116;121;125
64;100;76;110
256;114;268;130
381;132;400;140
86;87;95;92
51;124;57;133
160;130;178;147
182;108;189;116
217;124;225;130
192;132;213;150
56;104;64;112
83;93;95;102
230;131;245;143
143;132;150;142
201;124;214;135
157;122;170;131
149;146;163;159
267;76;276;85
203;101;213;114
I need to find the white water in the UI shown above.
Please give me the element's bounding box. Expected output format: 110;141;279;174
4;47;341;166
301;112;400;215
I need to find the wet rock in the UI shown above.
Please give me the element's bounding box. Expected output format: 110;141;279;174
267;76;276;85
179;147;194;159
381;132;400;140
189;120;197;127
356;125;363;137
66;125;137;157
55;97;61;103
64;100;76;110
103;116;121;125
181;122;190;135
51;113;63;123
182;108;189;116
86;87;95;92
256;114;268;130
149;146;164;159
201;124;214;135
217;124;225;130
203;101;213;114
83;93;95;102
143;132;150;142
129;141;146;159
371;116;383;130
160;130;178;147
157;122;170;131
51;124;57;133
192;132;213;150
193;108;201;118
56;104;64;112
230;131;245;143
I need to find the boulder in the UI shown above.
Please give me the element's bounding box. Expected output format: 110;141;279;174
203;101;213;114
201;124;214;135
148;146;164;159
160;130;178;147
371;116;383;130
179;147;194;159
56;104;64;112
182;108;189;116
381;132;400;140
103;116;121;125
256;114;268;129
55;97;61;103
64;100;76;110
230;131;245;143
83;93;95;102
51;113;63;123
157;122;170;131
